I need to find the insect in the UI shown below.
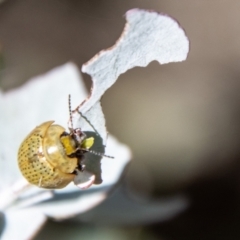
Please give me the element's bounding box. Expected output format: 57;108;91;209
18;95;109;189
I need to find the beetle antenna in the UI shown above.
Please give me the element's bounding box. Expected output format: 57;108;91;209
83;148;114;159
78;109;114;158
68;94;74;131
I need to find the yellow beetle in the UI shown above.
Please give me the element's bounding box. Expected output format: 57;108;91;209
17;94;97;189
18;120;94;189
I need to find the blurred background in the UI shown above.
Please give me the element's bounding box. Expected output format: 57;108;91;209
1;1;240;239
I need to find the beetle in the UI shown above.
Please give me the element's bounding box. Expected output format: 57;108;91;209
17;95;97;189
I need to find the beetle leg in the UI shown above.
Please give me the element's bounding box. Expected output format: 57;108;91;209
78;163;85;172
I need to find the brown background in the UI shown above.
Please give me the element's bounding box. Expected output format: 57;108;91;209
1;1;240;239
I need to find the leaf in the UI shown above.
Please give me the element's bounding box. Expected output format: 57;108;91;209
1;210;46;240
0;62;131;220
0;63;87;190
77;186;189;225
81;8;189;116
